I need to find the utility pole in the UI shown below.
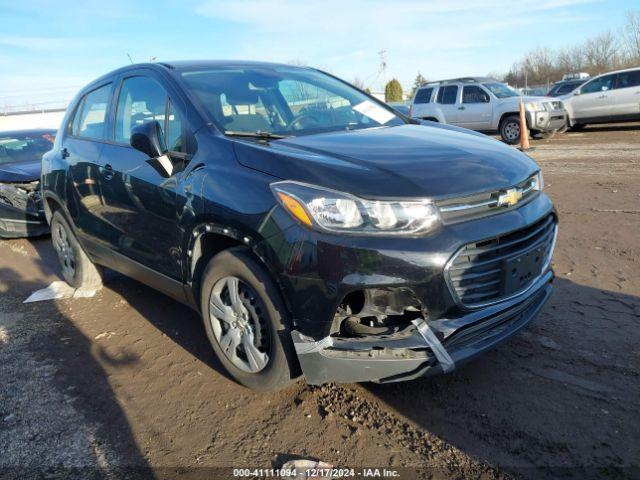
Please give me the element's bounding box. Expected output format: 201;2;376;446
378;49;387;90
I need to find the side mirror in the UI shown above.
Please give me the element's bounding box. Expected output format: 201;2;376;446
573;89;581;96
130;121;167;158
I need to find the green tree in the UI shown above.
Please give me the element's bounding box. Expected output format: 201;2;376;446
384;78;403;102
408;73;428;98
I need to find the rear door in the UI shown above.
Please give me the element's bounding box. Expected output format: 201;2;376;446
435;84;460;124
571;74;617;121
98;71;190;281
610;69;640;119
457;85;492;130
62;82;114;252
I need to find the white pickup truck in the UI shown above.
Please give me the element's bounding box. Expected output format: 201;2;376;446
409;77;567;144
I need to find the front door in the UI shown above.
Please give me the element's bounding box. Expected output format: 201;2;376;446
571;74;617;121
457;85;493;130
98;74;188;281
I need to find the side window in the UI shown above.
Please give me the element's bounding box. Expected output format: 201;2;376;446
615;70;640;89
74;84;111;139
414;88;433;104
436;85;458;105
558;84;576;94
115;76;184;153
581;75;615;94
462;85;490;103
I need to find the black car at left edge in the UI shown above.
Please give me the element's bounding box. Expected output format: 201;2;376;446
0;129;55;238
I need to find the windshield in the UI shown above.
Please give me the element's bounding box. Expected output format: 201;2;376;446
180;66;405;137
0;132;55;165
483;82;520;99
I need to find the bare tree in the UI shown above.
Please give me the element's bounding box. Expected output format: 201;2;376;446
352;77;367;90
621;11;640;63
584;31;619;73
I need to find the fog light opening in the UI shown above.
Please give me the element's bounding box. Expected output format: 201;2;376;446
332;287;425;338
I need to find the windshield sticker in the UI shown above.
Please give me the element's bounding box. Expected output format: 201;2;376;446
353;100;395;125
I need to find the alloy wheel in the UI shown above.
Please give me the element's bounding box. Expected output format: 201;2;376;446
53;222;76;280
208;276;270;373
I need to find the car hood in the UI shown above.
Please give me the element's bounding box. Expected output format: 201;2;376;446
233;124;538;199
0;159;41;183
495;95;548;106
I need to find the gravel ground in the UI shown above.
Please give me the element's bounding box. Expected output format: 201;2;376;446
1;123;638;479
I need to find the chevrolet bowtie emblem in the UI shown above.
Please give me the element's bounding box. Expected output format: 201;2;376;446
497;188;523;207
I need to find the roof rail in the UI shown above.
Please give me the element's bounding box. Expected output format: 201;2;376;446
427;76;496;85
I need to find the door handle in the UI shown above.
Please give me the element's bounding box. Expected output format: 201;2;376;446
597;94;607;99
61;147;70;159
102;164;114;181
458;106;466;110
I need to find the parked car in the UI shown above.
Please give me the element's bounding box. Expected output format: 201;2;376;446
42;61;557;391
561;66;640;129
547;79;588;97
0;129;55;238
409;77;566;144
521;86;548;97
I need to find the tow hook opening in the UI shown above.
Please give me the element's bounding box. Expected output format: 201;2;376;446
332;288;426;338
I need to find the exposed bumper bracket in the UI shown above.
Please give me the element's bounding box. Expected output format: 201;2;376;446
411;318;455;373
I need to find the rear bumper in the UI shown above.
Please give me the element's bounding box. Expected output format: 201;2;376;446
292;269;553;385
0;204;49;238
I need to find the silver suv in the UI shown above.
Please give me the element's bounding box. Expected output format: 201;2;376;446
561;67;640;130
410;77;567;144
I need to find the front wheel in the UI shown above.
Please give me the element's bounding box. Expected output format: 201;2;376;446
200;249;300;391
500;115;522;145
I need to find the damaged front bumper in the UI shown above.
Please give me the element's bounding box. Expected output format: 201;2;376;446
0;181;49;238
292;270;553;385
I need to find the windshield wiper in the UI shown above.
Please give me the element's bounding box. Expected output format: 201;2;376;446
224;130;289;140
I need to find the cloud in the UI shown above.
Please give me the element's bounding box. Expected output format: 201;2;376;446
195;0;599;89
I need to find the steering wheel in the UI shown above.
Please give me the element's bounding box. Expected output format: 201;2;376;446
285;112;321;131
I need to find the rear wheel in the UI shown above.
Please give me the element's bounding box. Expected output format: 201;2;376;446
200;249;300;391
500;115;522;145
50;210;103;289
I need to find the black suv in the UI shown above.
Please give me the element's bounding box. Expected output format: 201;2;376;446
42;61;557;391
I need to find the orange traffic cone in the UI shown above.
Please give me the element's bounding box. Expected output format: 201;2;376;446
518;97;531;151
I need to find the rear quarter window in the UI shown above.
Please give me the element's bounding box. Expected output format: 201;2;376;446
70;83;112;140
414;88;433;104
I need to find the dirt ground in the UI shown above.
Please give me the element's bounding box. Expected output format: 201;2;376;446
1;124;639;480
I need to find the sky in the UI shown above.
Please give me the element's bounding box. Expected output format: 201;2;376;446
0;0;635;109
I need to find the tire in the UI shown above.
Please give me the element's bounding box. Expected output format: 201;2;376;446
500;115;522;145
568;123;585;131
200;249;300;391
50;210;103;289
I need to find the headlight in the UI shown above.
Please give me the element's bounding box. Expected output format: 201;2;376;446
531;171;544;191
525;102;545;112
271;181;440;235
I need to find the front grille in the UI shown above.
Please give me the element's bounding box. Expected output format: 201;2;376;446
436;175;539;224
445;214;557;308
